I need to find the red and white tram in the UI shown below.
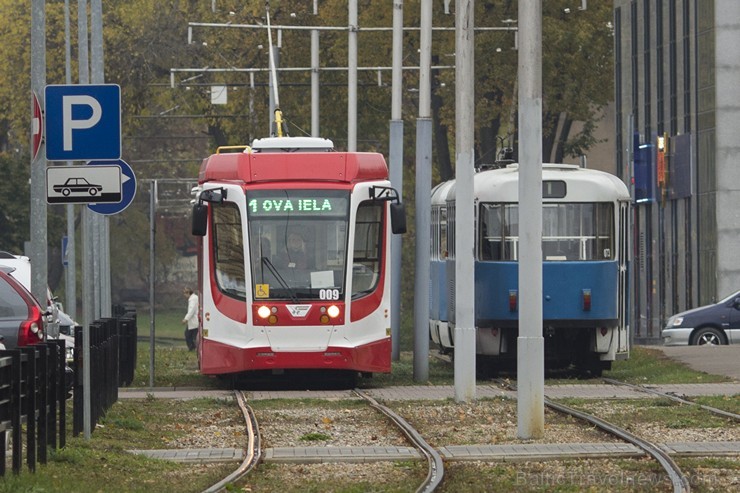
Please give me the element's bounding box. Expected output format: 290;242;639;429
191;137;405;379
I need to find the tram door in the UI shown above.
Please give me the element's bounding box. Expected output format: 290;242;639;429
616;202;630;355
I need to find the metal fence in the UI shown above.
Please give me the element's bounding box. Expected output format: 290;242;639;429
0;340;67;475
72;310;137;436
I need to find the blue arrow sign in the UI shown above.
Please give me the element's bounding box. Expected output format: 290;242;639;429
87;159;136;215
45;84;121;161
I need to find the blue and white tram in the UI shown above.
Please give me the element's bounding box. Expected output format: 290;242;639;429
432;163;631;375
429;179;455;352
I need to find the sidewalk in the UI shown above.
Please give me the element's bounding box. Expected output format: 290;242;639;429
133;441;740;464
118;381;740;402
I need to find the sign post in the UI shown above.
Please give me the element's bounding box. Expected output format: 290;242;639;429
44;82;126;442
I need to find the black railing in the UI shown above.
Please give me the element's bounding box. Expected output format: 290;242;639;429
72;309;137;437
0;340;67;475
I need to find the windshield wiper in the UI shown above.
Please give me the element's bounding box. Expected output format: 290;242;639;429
260;256;298;302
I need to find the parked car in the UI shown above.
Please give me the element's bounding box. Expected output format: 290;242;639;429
0;251;78;335
662;289;740;345
0;266;46;349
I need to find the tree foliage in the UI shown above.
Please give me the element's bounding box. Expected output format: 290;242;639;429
0;0;614;308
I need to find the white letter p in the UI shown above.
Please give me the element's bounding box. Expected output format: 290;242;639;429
62;95;102;151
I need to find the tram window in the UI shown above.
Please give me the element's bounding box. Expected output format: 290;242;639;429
479;202;613;261
212;203;247;299
479;204;518;260
440;208;448;258
352;201;383;297
431;206;448;260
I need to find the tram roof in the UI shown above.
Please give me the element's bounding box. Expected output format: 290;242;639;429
445;163;630;202
198;142;388;184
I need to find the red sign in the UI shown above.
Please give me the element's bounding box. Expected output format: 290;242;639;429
32;91;43;161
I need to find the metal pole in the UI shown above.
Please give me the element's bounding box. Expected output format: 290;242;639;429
311;0;319;137
517;0;544;439
268;44;276;134
77;0;93;441
91;0;110;317
389;0;404;361
149;180;156;389
348;0;358;151
63;0;77;323
413;0;432;382
454;0;476;402
30;0;48;309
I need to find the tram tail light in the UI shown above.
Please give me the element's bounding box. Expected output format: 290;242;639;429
508;290;517;312
582;289;592;311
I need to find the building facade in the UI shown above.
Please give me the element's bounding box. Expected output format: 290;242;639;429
613;0;740;341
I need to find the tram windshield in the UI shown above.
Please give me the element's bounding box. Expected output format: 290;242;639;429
479;202;614;261
246;189;350;300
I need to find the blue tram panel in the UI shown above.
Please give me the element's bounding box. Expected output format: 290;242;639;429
474;262;618;324
430;260;448;321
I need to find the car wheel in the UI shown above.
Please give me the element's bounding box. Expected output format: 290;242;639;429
62;188;71;196
89;188;98;195
691;327;726;346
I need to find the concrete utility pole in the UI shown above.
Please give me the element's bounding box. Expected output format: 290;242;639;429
454;0;476;402
30;0;48;306
389;0;404;361
311;0;320;136
517;0;544;439
348;0;358;151
413;0;432;382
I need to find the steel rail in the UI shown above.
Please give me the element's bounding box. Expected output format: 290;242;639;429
202;390;261;493
544;398;690;493
354;389;444;493
495;379;690;493
602;378;740;422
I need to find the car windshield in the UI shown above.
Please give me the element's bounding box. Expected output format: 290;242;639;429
718;290;740;304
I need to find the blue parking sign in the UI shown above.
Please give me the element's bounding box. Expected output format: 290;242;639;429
45;84;121;161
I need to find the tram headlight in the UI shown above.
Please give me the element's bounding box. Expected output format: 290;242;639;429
327;305;340;318
257;306;271;319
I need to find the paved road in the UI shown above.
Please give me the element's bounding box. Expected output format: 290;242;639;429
645;344;740;380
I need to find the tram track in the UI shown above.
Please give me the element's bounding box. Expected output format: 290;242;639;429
202;391;261;493
354;388;444;493
118;378;740;492
202;388;442;492
602;377;740;422
494;379;691;493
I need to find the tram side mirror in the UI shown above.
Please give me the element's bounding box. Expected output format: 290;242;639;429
192;203;208;236
390;202;407;234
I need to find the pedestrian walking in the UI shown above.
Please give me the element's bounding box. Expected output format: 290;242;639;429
182;287;199;351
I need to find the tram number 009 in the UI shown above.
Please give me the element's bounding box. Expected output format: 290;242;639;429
319;289;340;300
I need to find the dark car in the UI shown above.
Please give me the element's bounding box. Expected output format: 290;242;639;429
0;266;46;349
662;289;740;346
